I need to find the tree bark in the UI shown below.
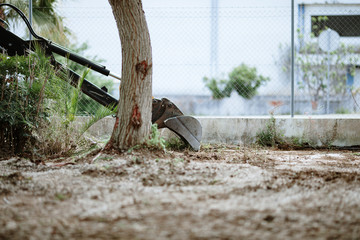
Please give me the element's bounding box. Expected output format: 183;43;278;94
107;0;152;150
0;0;5;28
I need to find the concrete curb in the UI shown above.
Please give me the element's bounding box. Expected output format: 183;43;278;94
79;115;360;147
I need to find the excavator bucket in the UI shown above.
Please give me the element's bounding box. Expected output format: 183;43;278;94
164;116;202;151
152;98;202;151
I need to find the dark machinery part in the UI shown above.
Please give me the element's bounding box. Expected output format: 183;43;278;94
152;98;201;151
0;3;202;150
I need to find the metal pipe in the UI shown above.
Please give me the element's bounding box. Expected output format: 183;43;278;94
48;42;111;76
109;72;122;81
29;0;32;40
291;0;295;117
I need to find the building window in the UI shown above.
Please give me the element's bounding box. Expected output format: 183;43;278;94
311;15;360;37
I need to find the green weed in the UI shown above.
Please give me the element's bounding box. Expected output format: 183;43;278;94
146;124;166;151
256;116;279;147
165;137;188;151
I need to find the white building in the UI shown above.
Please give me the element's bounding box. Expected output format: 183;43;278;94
295;0;360;91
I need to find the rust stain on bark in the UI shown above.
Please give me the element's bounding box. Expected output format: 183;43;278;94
135;60;152;80
130;104;142;127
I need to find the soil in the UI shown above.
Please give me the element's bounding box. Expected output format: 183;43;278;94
1;145;360;240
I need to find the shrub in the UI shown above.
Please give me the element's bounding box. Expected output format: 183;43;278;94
0;48;65;155
0;48;91;157
203;63;269;100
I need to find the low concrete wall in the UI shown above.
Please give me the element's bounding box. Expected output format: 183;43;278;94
80;115;360;147
198;115;360;147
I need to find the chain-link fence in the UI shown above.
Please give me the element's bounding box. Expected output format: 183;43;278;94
4;0;360;116
59;1;293;116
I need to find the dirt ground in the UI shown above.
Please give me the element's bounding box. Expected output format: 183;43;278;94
1;145;360;240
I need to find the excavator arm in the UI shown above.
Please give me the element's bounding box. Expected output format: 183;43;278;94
0;3;202;151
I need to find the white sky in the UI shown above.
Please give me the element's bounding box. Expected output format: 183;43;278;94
59;0;292;96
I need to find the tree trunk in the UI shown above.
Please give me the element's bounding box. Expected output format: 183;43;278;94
0;0;5;28
107;0;152;151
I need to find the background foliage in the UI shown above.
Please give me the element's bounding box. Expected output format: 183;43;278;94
203;63;270;100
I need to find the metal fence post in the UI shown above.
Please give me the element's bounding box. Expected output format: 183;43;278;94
210;0;219;78
291;0;295;117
